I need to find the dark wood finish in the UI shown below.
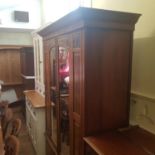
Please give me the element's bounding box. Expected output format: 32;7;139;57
20;47;35;90
84;30;132;134
11;118;22;137
20;47;34;76
120;126;155;154
4;135;20;155
84;126;155;155
0;47;24;99
39;7;140;155
1;108;13;139
0;45;34;99
3;117;22;140
0;122;5;155
21;78;34;90
84;132;148;155
0;48;22;85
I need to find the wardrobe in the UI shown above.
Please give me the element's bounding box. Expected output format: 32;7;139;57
38;7;140;155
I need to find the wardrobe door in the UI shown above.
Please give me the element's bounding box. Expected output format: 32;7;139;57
50;46;61;153
58;35;70;155
44;39;61;155
70;31;82;155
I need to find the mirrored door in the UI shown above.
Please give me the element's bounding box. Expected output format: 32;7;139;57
48;37;70;155
50;46;61;152
58;46;70;155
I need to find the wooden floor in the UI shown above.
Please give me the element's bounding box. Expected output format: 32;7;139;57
11;105;36;155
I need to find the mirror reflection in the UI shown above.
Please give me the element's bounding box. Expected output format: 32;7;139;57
50;47;58;145
59;47;69;94
59;46;70;155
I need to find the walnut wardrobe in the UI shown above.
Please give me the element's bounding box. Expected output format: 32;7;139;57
38;7;140;155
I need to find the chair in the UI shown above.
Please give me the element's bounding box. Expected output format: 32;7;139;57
1;108;13;139
0;101;9;117
60;99;69;144
11;118;22;137
4;135;20;155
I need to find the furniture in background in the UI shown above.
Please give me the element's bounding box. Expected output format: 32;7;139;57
2;117;22;141
1;108;13;139
24;90;45;155
10;118;22;137
22;31;45;155
0;46;23;100
38;7;140;155
0;121;5;155
4;135;20;155
84;126;155;155
20;46;35;90
0;45;35;102
0;101;9;117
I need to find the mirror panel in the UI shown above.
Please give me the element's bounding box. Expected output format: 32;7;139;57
59;46;70;155
50;47;58;146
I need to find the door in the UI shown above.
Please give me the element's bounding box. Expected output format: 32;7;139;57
45;36;71;155
58;35;70;155
44;39;61;155
50;45;61;154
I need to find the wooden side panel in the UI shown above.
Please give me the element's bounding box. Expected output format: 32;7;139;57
0;49;22;84
73;121;80;155
84;29;132;134
101;30;131;130
84;29;104;135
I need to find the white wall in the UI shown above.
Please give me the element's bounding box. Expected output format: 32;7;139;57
0;0;41;30
40;0;92;24
0;32;32;45
0;0;41;45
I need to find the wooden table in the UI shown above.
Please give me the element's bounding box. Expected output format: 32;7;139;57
0;123;4;155
84;126;155;155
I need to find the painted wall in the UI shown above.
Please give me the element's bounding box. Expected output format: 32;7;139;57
0;32;32;45
0;0;41;30
0;0;41;45
93;0;155;133
40;0;92;24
